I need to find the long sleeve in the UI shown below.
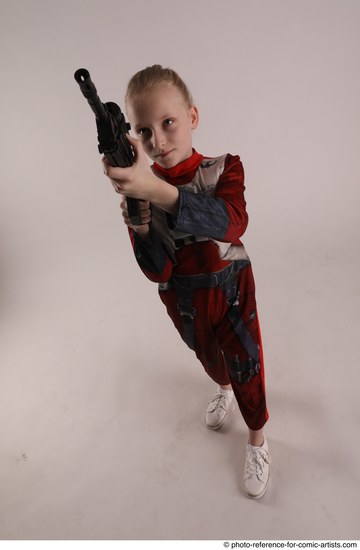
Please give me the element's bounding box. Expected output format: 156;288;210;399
173;155;248;243
129;226;173;283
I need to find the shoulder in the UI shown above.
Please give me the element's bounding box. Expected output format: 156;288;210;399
202;153;244;179
201;153;242;167
193;154;227;187
222;154;244;181
198;153;241;173
195;153;244;185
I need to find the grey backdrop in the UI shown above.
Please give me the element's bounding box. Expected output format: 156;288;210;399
0;0;359;541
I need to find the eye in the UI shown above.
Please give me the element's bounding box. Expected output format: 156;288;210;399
137;128;149;137
163;119;174;127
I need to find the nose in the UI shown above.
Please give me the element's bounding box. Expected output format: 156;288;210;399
152;128;166;151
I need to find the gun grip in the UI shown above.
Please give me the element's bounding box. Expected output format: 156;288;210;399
127;197;143;226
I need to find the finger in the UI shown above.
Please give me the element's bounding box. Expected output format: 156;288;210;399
141;214;151;224
102;157;109;174
102;157;119;177
111;180;120;193
123;201;150;219
111;179;124;194
122;211;131;224
139;200;150;210
123;215;151;228
126;134;139;147
127;134;144;158
125;207;151;226
119;195;128;211
142;207;151;218
104;162;131;180
120;198;150;222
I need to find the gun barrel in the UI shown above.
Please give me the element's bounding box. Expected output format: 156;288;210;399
74;68;108;122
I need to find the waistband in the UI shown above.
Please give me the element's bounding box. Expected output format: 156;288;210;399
159;259;250;291
174;235;210;249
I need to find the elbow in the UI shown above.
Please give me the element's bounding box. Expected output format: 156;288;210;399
142;261;173;284
223;208;248;242
237;211;249;238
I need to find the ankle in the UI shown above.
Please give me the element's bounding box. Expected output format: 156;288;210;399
248;429;264;447
220;384;232;391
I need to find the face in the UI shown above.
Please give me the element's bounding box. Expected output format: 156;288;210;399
127;83;199;169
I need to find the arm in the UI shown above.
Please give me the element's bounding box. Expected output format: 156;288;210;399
129;226;173;283
119;196;173;284
104;138;176;282
173;155;248;242
104;146;247;244
103;135;179;215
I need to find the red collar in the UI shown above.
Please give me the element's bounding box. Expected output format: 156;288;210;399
153;149;204;179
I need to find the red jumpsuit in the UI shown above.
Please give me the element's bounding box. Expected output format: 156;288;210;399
129;150;268;431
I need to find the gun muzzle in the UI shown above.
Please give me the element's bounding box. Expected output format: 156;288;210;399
74;68;108;122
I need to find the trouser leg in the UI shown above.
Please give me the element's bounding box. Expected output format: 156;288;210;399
216;265;268;431
158;270;268;431
158;287;231;386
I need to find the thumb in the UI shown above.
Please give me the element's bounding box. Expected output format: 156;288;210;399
127;134;144;160
127;133;141;149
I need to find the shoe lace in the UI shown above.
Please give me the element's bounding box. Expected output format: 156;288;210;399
208;392;231;413
245;446;270;477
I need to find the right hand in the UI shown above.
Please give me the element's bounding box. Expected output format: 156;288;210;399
120;195;151;236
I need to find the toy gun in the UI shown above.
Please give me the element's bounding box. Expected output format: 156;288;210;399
74;68;142;225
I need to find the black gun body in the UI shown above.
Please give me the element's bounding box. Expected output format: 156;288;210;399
74;68;142;225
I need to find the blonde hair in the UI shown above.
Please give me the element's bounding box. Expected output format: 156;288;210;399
125;64;194;109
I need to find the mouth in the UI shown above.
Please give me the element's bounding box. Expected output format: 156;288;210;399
157;149;174;158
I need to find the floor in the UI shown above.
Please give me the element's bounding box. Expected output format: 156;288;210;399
1;0;359;543
0;229;359;541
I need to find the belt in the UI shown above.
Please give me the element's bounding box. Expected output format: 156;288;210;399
172;264;233;289
174;235;210;250
158;260;250;292
158;259;251;354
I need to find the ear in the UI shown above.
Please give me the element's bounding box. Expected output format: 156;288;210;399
190;105;199;130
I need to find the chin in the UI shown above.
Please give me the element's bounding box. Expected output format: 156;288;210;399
158;156;178;169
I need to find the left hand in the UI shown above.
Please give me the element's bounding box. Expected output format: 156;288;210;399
102;135;157;201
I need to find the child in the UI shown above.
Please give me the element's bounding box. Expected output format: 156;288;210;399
103;65;270;498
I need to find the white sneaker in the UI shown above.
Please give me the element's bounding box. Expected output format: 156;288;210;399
205;386;235;430
244;437;271;499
